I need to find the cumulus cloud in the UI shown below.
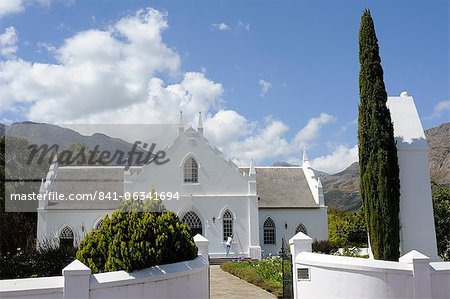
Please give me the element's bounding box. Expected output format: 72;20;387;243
0;26;18;58
0;0;23;18
428;100;450;119
211;23;229;31
258;79;272;97
208;113;336;165
1;8;181;122
293;113;336;147
311;144;358;174
0;0;64;18
0;7;337;165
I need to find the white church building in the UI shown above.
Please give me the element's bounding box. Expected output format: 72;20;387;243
37;113;328;259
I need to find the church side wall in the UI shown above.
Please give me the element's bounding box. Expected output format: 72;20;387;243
259;207;328;256
38;210;113;247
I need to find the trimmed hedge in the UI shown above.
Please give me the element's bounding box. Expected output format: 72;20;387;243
76;210;198;273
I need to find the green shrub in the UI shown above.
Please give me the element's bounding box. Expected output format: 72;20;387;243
76;210;198;273
312;240;339;254
221;258;282;297
0;240;77;279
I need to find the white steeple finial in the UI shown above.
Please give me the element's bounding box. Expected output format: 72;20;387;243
249;159;256;176
302;147;311;168
178;111;184;135
198;112;203;135
302;147;308;162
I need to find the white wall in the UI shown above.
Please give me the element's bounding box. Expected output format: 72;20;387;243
289;232;450;299
387;95;439;260
37;209;112;247
259;207;328;256
0;235;210;299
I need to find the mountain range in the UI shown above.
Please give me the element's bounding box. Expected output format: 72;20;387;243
277;122;449;211
1;121;449;211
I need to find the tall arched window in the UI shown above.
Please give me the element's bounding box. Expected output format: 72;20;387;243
59;226;74;247
184;157;198;183
263;217;276;245
182;210;203;237
223;210;233;241
295;223;308;235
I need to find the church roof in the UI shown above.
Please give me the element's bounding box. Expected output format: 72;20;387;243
46;166;123;210
239;167;318;208
45;166;317;210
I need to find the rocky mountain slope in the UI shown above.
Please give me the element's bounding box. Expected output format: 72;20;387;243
274;122;449;211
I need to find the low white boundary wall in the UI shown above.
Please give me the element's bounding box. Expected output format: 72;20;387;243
290;232;450;299
0;234;210;299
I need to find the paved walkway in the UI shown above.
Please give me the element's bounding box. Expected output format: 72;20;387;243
210;265;276;298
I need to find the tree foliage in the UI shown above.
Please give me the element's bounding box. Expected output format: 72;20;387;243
0;136;51;255
432;184;450;261
358;9;401;261
76;208;198;273
328;208;367;248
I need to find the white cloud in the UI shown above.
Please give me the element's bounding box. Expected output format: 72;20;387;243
0;7;338;166
428;100;450;119
0;0;64;18
258;79;272;97
0;0;23;18
237;21;250;31
206;113;336;165
0;26;18;58
293;113;336;147
311;144;358;174
1;8;181;122
211;23;229;31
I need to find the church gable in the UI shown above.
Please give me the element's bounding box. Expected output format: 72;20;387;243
127;119;250;196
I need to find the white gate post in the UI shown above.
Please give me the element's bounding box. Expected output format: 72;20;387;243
62;259;91;299
289;232;312;299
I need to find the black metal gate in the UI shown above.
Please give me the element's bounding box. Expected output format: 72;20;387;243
279;238;293;299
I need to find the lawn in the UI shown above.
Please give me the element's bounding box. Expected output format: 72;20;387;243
221;257;283;297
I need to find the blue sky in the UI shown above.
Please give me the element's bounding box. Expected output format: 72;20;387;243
0;0;448;173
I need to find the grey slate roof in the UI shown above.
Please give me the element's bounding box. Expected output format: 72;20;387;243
46;166;123;210
45;166;317;210
239;167;318;208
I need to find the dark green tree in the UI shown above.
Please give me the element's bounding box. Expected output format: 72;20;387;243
358;9;401;261
431;183;450;260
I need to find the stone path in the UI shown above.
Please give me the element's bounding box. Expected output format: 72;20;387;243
210;265;276;298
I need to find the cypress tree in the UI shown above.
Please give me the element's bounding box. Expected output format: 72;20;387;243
358;9;401;261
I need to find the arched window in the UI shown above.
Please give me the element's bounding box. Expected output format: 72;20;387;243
94;219;103;230
59;226;74;247
184;157;198;183
295;223;308;235
223;210;233;241
263;217;276;245
182;211;203;237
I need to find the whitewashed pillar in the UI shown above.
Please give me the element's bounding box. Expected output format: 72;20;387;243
289;232;312;299
399;250;432;299
62;259;91;299
194;234;209;260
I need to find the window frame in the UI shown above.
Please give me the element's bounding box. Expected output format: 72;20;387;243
222;210;233;242
182;210;203;236
263;217;276;245
183;156;199;184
